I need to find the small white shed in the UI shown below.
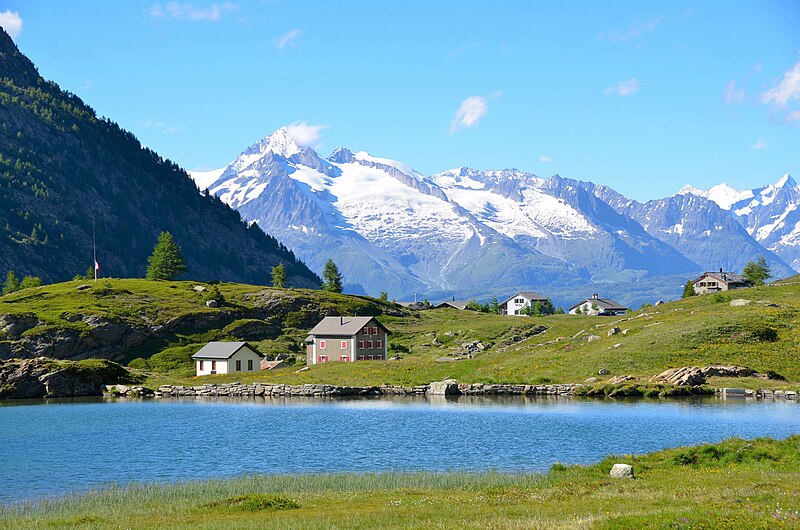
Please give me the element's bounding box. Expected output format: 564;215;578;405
191;342;264;376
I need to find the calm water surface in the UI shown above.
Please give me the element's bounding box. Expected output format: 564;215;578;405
1;396;799;504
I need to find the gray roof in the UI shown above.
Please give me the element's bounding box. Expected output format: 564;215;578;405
307;316;388;337
568;296;628;312
191;342;263;359
500;291;549;306
692;271;750;285
434;301;472;310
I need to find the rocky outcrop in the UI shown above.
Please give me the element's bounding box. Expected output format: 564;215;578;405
0;357;134;399
652;365;758;386
610;464;635;479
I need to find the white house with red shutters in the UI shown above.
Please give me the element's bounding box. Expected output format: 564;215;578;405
305;316;389;366
191;342;264;376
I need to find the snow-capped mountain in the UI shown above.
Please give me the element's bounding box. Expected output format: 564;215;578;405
678;174;800;271
191;128;794;305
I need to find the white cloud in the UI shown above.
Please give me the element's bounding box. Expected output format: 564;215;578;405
539;156;553;163
750;139;770;151
149;2;237;22
277;29;301;49
163;126;184;134
449;91;502;133
784;111;800;124
761;60;800;107
723;80;745;105
602;16;664;43
0;10;23;39
604;78;639;96
286;121;327;147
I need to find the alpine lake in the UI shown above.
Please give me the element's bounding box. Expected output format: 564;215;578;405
1;394;799;505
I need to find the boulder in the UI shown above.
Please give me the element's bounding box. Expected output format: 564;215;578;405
427;379;460;395
610;464;634;479
598;368;610;375
729;299;751;307
607;327;621;337
193;285;208;293
205;299;219;308
587;335;601;342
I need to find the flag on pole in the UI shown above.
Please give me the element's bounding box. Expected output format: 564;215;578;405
95;261;100;271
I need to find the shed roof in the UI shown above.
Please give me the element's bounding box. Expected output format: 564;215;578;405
307;316;388;337
433;300;472;310
191;341;264;360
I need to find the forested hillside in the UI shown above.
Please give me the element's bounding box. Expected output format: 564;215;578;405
0;28;320;287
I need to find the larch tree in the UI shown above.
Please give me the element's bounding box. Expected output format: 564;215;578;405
146;232;187;280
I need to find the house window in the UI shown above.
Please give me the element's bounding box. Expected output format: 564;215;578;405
366;340;373;349
199;360;204;371
362;327;369;335
376;340;383;348
247;359;253;370
341;340;348;349
514;298;524;304
235;360;241;371
357;355;365;360
319;355;328;362
319;340;326;349
367;355;374;360
340;355;349;362
373;327;379;335
358;340;364;349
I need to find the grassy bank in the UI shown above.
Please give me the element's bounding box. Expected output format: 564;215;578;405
3;278;800;391
2;436;799;529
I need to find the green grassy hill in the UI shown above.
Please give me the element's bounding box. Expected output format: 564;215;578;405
1;278;799;389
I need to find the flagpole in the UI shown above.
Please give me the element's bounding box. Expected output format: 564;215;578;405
93;216;97;283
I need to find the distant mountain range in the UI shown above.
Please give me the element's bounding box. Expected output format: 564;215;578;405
191;128;796;307
0;28;320;287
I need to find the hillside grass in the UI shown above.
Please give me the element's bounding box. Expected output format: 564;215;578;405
3;279;800;390
2;436;799;529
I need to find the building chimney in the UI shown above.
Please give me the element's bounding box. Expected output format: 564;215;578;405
592;293;598;299
340;316;343;325
719;267;723;273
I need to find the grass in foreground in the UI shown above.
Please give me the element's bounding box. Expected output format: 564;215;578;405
2;436;800;529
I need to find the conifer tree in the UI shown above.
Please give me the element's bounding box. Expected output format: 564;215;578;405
322;259;343;293
20;275;42;289
682;280;696;298
2;270;19;295
146;232;186;280
742;256;771;286
271;263;286;288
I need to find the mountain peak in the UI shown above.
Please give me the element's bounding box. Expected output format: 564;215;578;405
776;173;796;189
258;127;302;158
329;147;354;164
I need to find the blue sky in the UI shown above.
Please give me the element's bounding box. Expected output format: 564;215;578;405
1;1;798;200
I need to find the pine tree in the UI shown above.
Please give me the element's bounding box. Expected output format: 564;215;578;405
2;270;20;295
146;232;187;280
322;259;343;293
742;256;771;286
379;291;389;302
682;280;696;298
271;263;286;288
489;296;500;314
19;275;42;289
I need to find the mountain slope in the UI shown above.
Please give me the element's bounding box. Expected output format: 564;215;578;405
681;175;800;271
196;130;717;304
0;28;319;287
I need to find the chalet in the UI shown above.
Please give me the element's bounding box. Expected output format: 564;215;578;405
192;342;264;376
691;270;751;295
306;316;389;366
500;291;551;316
568;294;628;316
